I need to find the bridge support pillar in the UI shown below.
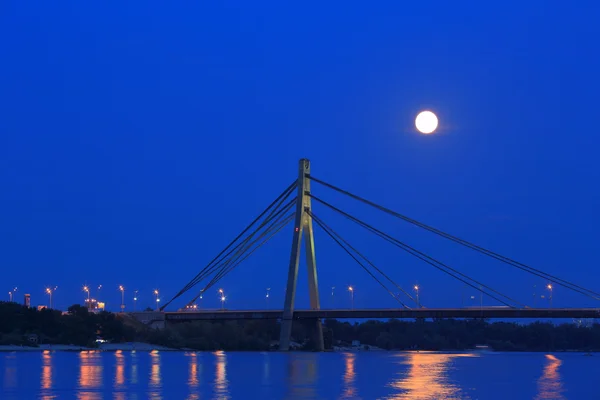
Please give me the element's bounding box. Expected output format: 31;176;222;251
279;159;324;351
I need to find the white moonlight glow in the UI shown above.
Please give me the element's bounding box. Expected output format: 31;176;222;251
415;111;438;134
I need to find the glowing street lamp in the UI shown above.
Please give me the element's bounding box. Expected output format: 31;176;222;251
547;284;553;308
118;285;125;312
348;286;354;310
133;290;139;311
8;287;17;302
218;289;226;310
83;285;91;308
154;289;160;310
414;285;420;308
265;288;271;307
46;286;58;309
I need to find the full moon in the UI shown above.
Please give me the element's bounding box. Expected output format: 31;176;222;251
415;111;438;134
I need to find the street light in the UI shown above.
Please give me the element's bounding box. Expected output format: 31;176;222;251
154;289;160;311
265;288;271;307
348;286;354;310
46;286;58;309
133;290;139;311
83;285;90;309
119;285;125;312
547;284;553;308
413;285;420;308
8;287;17;302
331;286;335;307
218;289;226;310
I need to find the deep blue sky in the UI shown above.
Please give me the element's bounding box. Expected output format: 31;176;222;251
1;2;599;311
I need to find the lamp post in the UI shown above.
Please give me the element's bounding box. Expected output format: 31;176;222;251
413;285;420;308
547;284;553;308
133;290;139;311
331;286;335;307
83;285;90;309
154;289;159;311
348;286;354;310
219;288;225;310
265;288;271;308
46;286;57;309
8;287;17;302
119;285;125;312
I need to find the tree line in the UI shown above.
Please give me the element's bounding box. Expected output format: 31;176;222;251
1;301;599;351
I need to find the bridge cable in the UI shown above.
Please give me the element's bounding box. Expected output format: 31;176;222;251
194;202;296;295
173;180;296;297
161;181;297;310
308;175;600;300
200;213;295;296
179;196;296;308
182;183;297;294
308;210;417;308
310;194;524;308
307;210;410;308
183;196;296;297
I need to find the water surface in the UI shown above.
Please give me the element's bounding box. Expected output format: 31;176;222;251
0;350;596;399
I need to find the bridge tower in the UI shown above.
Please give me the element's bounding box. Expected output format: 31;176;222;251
279;159;324;351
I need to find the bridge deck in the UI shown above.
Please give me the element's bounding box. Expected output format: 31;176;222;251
163;308;600;321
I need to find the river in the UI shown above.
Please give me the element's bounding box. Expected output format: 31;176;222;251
0;350;596;399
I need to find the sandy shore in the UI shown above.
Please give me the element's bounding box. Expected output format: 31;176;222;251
0;342;176;352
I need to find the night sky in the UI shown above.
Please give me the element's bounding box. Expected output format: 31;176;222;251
1;2;599;312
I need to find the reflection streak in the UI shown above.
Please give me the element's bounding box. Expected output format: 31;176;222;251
214;351;230;399
388;352;474;399
115;350;125;389
3;354;17;390
186;352;201;400
341;352;358;399
78;351;103;400
41;350;53;391
149;350;162;399
535;354;565;400
287;354;318;398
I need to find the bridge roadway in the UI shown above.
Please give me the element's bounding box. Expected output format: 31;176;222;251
163;307;600;322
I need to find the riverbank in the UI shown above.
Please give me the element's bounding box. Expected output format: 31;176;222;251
0;342;176;352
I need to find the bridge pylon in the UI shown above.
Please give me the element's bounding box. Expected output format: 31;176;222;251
279;158;324;351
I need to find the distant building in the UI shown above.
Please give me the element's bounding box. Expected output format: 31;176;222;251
84;299;105;313
37;305;47;311
24;294;30;308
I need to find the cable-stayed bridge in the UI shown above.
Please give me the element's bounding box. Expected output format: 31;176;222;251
134;159;600;351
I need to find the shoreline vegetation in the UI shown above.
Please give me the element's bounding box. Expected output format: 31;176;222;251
2;302;599;353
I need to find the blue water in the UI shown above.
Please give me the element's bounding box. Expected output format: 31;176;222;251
0;350;596;399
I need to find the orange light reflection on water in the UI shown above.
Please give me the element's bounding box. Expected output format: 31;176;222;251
214;351;230;399
148;350;162;399
187;352;199;386
535;354;565;400
41;350;52;390
77;351;103;400
187;352;201;400
341;352;358;399
387;352;476;399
